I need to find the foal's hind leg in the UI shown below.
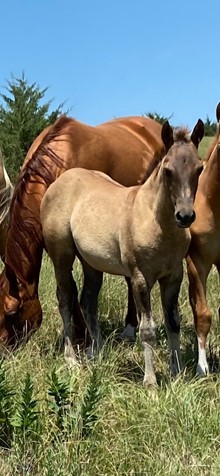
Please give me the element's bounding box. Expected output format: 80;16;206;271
52;249;83;368
120;277;138;341
80;260;103;354
159;268;183;376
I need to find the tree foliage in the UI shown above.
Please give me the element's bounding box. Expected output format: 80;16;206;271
145;111;171;125
0;73;64;181
203;115;217;137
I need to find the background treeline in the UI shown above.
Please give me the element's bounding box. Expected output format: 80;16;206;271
0;73;217;182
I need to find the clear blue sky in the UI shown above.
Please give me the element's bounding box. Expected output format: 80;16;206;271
1;0;219;129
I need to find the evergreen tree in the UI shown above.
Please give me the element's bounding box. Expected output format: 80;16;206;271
0;73;65;181
145;111;171;125
203;115;216;137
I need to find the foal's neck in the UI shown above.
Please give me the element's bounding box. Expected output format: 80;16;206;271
140;167;175;226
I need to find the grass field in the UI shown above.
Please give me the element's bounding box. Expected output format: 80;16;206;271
0;137;219;476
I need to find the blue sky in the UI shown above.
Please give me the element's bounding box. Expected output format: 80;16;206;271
1;0;219;129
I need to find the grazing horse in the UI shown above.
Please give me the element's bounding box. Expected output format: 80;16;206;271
41;120;204;386
0;114;164;347
0;150;13;260
186;102;220;375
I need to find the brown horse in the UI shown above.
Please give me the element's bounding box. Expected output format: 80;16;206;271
0;150;13;260
41;120;204;386
0;114;164;347
186;102;220;375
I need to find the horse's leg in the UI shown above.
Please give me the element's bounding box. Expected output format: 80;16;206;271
186;254;212;375
52;248;82;368
131;271;156;387
121;277;138;340
80;260;103;353
159;267;183;376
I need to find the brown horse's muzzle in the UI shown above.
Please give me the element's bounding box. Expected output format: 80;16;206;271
0;296;42;350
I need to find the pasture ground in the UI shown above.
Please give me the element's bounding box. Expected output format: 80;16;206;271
0;136;219;475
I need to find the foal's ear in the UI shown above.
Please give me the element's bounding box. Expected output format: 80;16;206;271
161;121;174;152
216;102;220;123
190;119;204;148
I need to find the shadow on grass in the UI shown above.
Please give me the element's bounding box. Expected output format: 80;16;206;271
38;317;220;384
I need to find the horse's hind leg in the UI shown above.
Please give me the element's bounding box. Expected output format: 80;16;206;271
51;247;82;368
80;260;103;353
56;276;79;369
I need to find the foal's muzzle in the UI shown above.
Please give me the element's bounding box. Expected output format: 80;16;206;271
175;209;196;228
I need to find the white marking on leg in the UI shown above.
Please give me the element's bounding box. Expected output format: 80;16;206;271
196;336;209;375
143;342;157;388
64;336;78;370
140;316;157;388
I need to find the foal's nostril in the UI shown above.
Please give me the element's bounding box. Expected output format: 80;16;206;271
175;210;196;227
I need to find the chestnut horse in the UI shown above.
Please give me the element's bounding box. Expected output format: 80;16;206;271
186;102;220;375
0;150;13;260
41;120;204;386
0;114;164;347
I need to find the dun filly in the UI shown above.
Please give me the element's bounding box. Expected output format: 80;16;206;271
186;102;220;375
41;120;204;387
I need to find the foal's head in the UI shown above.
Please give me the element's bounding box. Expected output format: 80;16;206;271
161;119;204;228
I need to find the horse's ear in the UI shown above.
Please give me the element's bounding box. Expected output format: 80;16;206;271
161;121;174;152
216;103;220;123
190;119;204;148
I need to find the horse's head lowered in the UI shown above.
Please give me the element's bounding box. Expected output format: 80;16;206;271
161;119;204;228
0;265;42;350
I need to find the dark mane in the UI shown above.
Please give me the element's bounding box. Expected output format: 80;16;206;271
6;115;74;283
10;115;74;211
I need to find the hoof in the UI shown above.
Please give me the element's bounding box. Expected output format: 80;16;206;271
85;345;95;359
64;352;79;371
196;364;209;377
143;373;157;389
120;324;136;342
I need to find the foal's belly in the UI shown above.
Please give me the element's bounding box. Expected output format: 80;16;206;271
74;239;128;276
72;220;130;276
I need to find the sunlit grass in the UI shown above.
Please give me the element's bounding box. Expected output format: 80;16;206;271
0;254;219;475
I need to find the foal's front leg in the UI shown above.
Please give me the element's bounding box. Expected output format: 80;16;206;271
159;267;183;376
131;271;157;387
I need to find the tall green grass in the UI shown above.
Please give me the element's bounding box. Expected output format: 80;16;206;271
0;137;219;475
